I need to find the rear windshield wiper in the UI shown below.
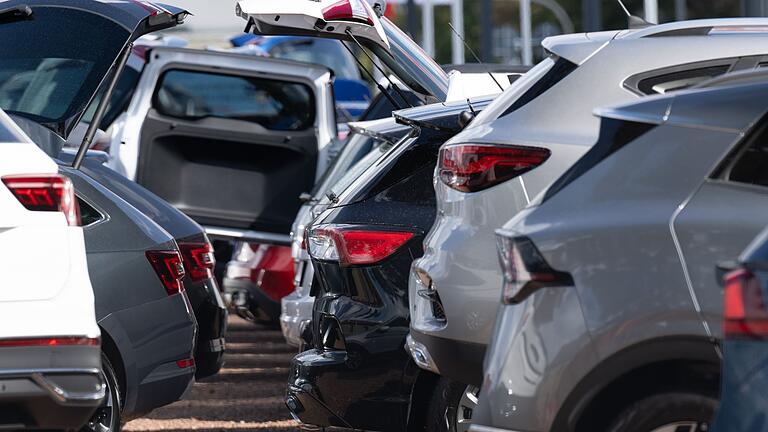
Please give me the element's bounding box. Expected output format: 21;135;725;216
0;5;33;23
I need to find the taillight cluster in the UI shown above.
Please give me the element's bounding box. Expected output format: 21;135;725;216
439;144;550;193
2;174;81;226
146;251;186;296
496;234;573;304
308;225;414;266
321;0;374;25
179;242;216;282
724;268;768;340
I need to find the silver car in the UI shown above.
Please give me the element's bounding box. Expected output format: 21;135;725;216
474;72;768;431
408;18;768;404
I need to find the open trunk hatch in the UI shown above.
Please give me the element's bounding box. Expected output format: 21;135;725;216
0;0;188;140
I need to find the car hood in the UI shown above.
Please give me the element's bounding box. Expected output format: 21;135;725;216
0;0;188;140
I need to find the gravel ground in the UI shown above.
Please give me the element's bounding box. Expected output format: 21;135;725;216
125;316;302;432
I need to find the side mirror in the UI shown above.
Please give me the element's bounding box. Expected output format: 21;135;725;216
458;110;475;129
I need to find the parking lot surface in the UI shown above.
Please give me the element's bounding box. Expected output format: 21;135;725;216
125;316;301;432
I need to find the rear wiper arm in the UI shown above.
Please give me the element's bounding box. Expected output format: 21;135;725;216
0;5;33;22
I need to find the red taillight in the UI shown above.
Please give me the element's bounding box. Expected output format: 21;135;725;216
0;337;99;348
176;358;195;369
179;242;215;283
308;226;414;266
724;268;768;339
439;144;550;193
322;0;374;25
146;251;186;296
2;174;81;226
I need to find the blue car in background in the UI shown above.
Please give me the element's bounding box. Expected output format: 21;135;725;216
231;34;371;121
713;226;768;431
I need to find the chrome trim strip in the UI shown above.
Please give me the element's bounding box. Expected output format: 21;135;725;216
204;226;291;245
469;425;520;432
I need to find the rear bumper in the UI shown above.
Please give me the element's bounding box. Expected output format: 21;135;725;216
408;329;485;386
280;291;314;348
0;345;104;430
186;279;228;380
132;360;195;417
285;348;410;432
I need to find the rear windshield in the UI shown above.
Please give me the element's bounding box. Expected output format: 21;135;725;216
153;69;315;131
269;38;361;81
468;55;575;128
0;7;129;135
374;18;449;101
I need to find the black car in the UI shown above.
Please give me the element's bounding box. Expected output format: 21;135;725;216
284;97;493;431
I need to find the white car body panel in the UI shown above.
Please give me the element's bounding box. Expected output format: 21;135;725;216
0;110;99;339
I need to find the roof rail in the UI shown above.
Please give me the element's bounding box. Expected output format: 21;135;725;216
623;18;768;39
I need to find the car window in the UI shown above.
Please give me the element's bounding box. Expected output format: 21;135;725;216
81;66;142;130
153;69;315;131
77;197;103;227
269;39;361;81
468;55;566;128
637;65;731;95
0;7;129;133
721;123;768;188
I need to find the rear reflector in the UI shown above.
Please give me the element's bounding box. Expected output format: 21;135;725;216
2;174;81;226
0;337;99;348
179;242;215;283
146;251;186;296
322;0;374;25
308;226;414;266
724;268;768;339
176;358;196;369
439;144;550;193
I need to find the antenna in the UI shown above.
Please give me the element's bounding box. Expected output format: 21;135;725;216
448;22;504;93
616;0;655;29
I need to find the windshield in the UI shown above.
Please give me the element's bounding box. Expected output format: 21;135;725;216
269;38;361;81
0;7;130;137
373;18;448;101
468;56;558;127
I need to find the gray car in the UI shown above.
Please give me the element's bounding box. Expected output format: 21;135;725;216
473;73;768;432
407;18;768;413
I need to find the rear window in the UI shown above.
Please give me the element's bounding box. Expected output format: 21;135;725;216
632;65;732;95
269;39;360;81
0;7;129;134
468;55;576;128
717;121;768;189
153;69;315;131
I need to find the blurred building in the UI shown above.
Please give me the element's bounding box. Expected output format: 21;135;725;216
164;0;244;47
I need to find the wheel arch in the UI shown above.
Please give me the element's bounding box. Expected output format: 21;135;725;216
552;336;721;432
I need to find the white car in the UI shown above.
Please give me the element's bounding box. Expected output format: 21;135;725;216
0;110;103;430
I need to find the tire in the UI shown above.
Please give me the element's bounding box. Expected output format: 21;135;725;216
81;353;122;432
607;392;717;432
425;378;480;432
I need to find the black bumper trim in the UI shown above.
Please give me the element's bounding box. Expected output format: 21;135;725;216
410;329;486;386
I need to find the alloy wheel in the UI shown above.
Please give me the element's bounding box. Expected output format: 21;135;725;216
451;385;480;432
82;370;117;432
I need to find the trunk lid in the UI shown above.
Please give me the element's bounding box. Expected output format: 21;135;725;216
0;0;188;139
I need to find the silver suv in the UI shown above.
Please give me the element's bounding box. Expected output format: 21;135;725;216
474;73;768;431
408;18;768;398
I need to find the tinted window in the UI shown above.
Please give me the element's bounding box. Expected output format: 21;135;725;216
0;7;129;134
637;65;731;95
77;197;103;227
82;67;142;130
721;122;768;188
154;70;315;131
270;39;360;81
